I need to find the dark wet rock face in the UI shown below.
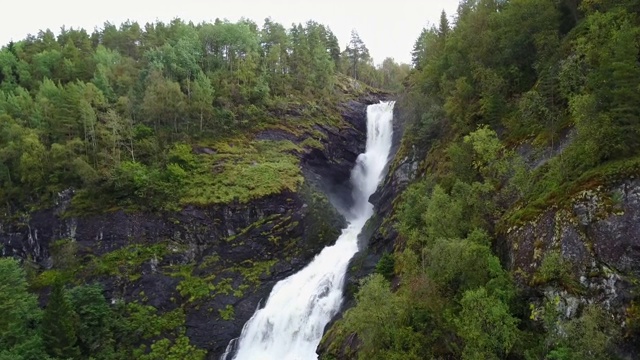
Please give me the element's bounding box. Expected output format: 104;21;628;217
302;97;390;215
516;128;576;171
3;190;334;357
591;181;640;273
0;94;387;359
503;179;640;332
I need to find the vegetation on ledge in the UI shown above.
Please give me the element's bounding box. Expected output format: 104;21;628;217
181;140;304;206
0;17;403;217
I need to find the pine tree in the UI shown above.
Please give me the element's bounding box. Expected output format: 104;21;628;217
289;24;312;92
344;30;370;80
42;281;80;359
438;10;450;39
0;258;47;359
325;30;341;69
69;284;115;357
411;28;429;68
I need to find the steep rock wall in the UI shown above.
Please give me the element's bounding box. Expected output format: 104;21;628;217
0;94;387;358
503;179;640;334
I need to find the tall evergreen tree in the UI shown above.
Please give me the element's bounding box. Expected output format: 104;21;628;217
42;281;80;359
438;10;450;38
344;30;370;81
0;258;47;360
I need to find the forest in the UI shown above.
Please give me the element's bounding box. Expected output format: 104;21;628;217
0;18;408;216
322;0;640;359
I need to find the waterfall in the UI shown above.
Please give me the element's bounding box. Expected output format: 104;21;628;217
223;101;395;360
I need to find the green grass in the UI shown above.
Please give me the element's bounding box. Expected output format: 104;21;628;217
226;259;278;288
170;264;216;303
166;264;236;303
299;137;325;150
254;95;347;140
90;243;172;281
225;213;283;243
502;154;640;227
31;242;174;287
181;140;304;206
218;304;235;321
63;96;350;212
124;302;186;339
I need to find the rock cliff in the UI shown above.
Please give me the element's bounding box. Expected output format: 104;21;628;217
502;179;640;348
0;94;388;358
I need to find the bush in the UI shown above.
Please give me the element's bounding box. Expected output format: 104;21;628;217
546;304;619;360
456;287;519;360
534;251;579;291
376;253;395;281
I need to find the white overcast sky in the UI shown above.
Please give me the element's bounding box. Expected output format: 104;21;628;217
1;0;460;65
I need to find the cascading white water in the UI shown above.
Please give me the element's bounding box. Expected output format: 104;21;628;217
223;101;395;360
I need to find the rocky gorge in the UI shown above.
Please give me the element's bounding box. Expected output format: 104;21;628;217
0;91;394;358
4;91;640;360
317;101;640;358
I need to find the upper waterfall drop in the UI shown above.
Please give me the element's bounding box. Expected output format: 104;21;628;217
224;101;395;360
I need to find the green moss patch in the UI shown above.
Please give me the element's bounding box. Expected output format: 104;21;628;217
181;140;304;206
89;243;173;281
502;154;640;227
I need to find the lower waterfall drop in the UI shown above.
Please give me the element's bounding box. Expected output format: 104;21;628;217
223;101;395;360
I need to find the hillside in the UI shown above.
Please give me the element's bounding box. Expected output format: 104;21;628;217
0;18;397;359
320;1;640;359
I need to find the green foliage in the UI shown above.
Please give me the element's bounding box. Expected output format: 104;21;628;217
422;185;467;241
234;259;277;286
4;1;640;359
341;274;413;359
533;251;579;291
218;305;235;321
170;256;275;304
30;269;69;289
68;284;115;358
398;178;494;249
138;335;206;360
42;282;80;359
0;258;47;360
427;238;512;302
456;287;519;360
181;140;304;205
333;171;519;358
375;253;395;281
96;299;206;359
544;304;620;360
571;8;640;165
353;2;640;359
396;179;433;240
118;303;185;340
503;152;640;226
91;243;170;281
326;1;640;359
50;238;78;270
463;125;510;183
0;17;394;215
171;264;218;302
